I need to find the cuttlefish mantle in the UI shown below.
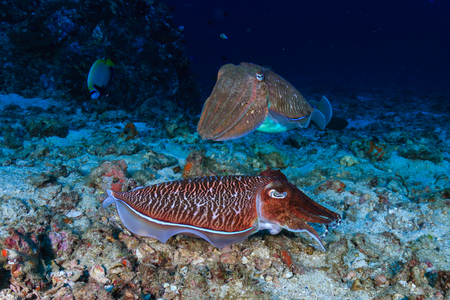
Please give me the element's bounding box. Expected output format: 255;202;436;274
102;168;341;251
197;62;333;141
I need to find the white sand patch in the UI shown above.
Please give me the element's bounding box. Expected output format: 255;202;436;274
0;94;62;110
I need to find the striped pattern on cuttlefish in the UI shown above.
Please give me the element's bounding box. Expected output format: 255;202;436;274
102;168;341;251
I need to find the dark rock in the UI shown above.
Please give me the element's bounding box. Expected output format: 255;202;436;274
398;144;443;163
142;150;178;171
326;117;349;130
284;135;309;149
2;125;24;149
29;145;50;159
25;115;69;138
87;141;141;156
59;146;85;158
26;172;55;188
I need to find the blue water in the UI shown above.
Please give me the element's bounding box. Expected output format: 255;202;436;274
165;0;450;99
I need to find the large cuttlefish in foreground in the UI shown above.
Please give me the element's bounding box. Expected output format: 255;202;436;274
198;62;333;141
103;169;341;251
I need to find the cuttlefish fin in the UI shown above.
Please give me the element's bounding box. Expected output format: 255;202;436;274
308;96;333;130
261;101;328;132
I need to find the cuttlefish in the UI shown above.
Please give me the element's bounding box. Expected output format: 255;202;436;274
197;62;333;141
102;168;340;251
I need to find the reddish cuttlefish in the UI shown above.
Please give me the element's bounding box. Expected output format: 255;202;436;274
102;168;340;251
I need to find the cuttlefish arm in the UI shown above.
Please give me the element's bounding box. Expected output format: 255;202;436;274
197;63;269;141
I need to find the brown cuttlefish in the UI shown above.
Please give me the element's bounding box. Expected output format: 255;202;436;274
103;168;341;251
198;62;333;141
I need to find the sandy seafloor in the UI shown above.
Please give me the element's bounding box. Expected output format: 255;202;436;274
0;90;449;300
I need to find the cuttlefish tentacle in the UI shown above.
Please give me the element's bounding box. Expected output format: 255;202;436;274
198;62;333;141
103;169;341;251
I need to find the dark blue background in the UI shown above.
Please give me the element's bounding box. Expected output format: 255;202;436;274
165;0;449;99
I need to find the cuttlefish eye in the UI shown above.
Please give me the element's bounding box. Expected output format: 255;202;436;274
268;189;287;199
256;71;264;82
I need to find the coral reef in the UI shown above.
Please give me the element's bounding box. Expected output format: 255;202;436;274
0;0;201;112
89;160;137;192
0;90;449;299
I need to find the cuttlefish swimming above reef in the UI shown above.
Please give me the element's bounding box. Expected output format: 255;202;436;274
102;168;341;251
197;62;333;141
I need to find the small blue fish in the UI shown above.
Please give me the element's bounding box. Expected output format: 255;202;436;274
87;58;115;99
220;33;228;39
